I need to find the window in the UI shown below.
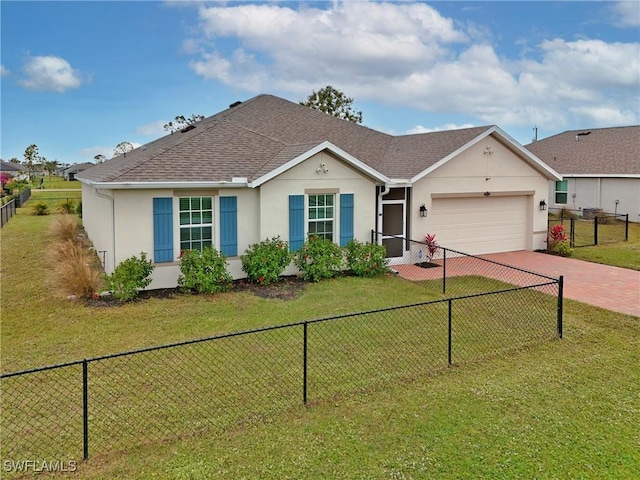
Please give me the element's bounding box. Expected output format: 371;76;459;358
555;181;568;204
179;196;213;251
308;194;334;241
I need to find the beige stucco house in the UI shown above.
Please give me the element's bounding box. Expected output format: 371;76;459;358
77;94;560;289
526;126;640;222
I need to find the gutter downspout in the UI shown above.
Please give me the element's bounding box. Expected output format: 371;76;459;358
94;187;116;273
376;185;391;244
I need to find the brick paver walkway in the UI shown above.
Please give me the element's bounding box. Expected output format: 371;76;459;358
394;250;639;317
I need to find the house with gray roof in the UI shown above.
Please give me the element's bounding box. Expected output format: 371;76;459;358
77;94;560;289
526;126;640;222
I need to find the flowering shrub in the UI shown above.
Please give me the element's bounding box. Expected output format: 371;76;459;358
547;225;572;257
0;172;12;187
178;247;233;294
241;236;292;285
293;235;344;282
424;233;439;261
345;240;388;277
103;252;155;301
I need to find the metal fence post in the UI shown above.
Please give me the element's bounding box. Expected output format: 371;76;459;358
625;214;629;241
447;299;452;365
594;216;599;246
82;359;89;460
570;217;575;247
442;248;447;295
557;276;564;339
302;322;308;405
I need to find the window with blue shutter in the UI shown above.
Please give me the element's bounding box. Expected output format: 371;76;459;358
289;195;304;252
339;193;354;247
219;196;238;257
153;198;174;263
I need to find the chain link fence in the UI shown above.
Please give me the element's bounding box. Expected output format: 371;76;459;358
548;209;629;247
1;244;562;465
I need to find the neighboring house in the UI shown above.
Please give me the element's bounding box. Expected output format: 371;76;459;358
63;162;95;181
0;160;28;181
525;126;640;222
77;94;560;289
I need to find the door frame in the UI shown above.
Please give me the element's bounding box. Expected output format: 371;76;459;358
381;195;408;264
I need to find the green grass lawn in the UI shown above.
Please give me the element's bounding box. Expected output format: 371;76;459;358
31;175;82;190
1;209;638;478
548;216;640;270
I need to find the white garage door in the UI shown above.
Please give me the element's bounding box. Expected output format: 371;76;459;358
429;196;529;254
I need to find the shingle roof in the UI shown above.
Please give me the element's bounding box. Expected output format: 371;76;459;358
525;126;640;176
0;161;26;173
78;94;497;184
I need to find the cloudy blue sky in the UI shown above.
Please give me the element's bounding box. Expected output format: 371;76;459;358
1;1;638;165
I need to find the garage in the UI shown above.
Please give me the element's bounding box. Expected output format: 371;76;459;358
428;195;530;254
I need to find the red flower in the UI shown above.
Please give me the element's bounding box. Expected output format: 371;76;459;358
259;276;264;283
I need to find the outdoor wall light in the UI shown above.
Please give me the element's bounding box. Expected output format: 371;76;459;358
539;199;547;211
484;191;491;197
419;204;428;217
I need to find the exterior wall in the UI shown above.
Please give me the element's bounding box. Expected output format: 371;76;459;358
412;135;550;251
81;184;116;273
549;177;640;222
91;187;259;289
259;151;378;245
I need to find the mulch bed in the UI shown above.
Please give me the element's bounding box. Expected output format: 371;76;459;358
414;261;441;269
84;276;307;307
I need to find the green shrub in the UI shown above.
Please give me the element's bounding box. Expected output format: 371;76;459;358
555;241;573;257
103;252;155;302
293;235;344;282
345;240;388;277
32;202;50;215
76;201;82;218
178;247;233;294
57;199;76;215
241;236;292;285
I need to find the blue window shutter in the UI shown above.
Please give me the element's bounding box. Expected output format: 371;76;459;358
153;198;173;263
289;195;304;252
339;193;354;247
220;196;238;257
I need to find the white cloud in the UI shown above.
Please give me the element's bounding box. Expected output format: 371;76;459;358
184;2;639;131
19;55;85;92
189;2;466;90
0;65;9;77
136;120;168;136
79;143;142;160
610;1;640;28
406;123;475;135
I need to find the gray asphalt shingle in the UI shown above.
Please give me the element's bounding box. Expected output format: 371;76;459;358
78;94;495;184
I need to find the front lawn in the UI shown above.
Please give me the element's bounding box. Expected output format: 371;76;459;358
1;208;638;478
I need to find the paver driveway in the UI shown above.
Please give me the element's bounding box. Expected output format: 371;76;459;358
396;250;640;318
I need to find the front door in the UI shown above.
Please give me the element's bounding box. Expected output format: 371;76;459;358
381;187;407;262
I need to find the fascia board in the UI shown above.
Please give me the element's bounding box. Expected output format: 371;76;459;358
560;174;640;179
76;179;249;189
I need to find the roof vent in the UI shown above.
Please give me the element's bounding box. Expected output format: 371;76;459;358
575;131;591;141
180;124;196;133
229;101;242;108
